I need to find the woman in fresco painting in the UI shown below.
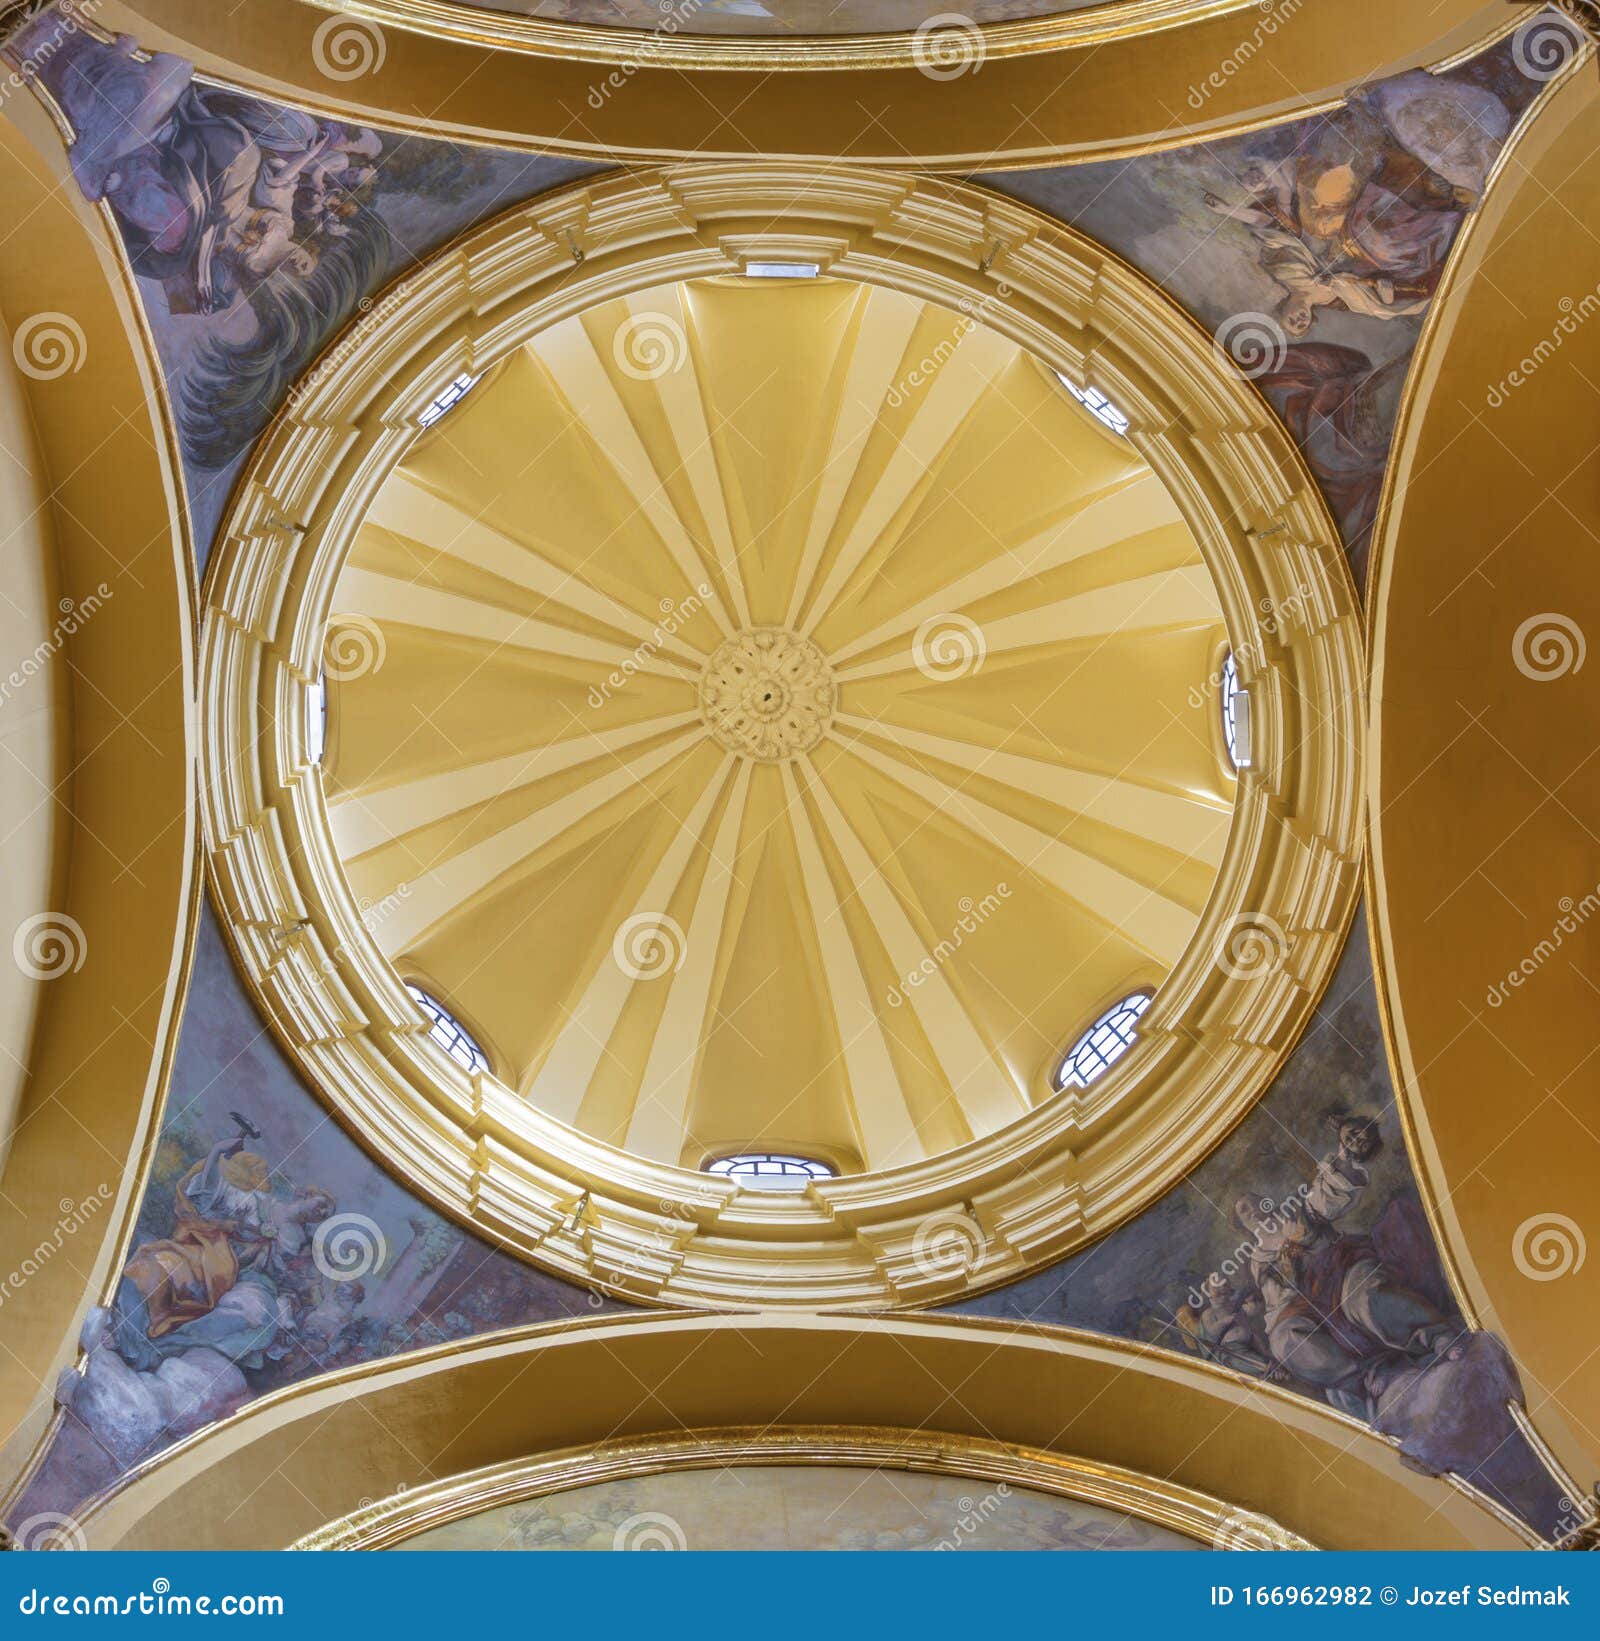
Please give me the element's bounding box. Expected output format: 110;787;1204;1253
100;1132;336;1375
54;1127;342;1466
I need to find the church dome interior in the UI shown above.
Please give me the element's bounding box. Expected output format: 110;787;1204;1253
324;272;1232;1177
0;0;1597;1582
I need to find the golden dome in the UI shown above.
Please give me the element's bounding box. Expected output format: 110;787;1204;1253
324;274;1233;1175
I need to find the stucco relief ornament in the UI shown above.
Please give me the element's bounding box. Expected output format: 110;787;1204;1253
699;628;836;761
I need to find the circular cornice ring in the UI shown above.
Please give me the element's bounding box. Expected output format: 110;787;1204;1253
300;0;1267;71
199;164;1365;1311
292;1426;1314;1550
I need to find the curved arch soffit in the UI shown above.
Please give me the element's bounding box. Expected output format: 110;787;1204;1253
301;0;1288;70
73;1315;1527;1551
110;0;1517;166
0;98;196;1485
198;164;1366;1312
296;1426;1311;1551
1363;55;1600;1486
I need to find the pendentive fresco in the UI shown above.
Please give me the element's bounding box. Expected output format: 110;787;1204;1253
0;7;1579;1544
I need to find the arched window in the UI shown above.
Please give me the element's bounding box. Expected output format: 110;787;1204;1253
406;982;490;1074
306;672;327;763
1057;373;1130;435
744;260;820;279
1221;650;1251;769
419;372;480;429
705;1153;836;1191
1054;992;1152;1091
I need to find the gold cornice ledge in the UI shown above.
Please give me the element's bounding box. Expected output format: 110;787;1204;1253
292;1427;1313;1550
198;164;1366;1314
302;0;1262;72
107;0;1515;167
67;1314;1531;1550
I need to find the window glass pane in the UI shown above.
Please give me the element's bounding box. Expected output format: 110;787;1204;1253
1221;650;1251;769
419;373;480;429
704;1152;835;1190
1055;993;1151;1090
405;983;490;1074
306;674;326;763
1057;373;1130;435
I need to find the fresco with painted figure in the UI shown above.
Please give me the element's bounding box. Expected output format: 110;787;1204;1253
4;11;599;553
983;40;1545;583
0;7;1572;1548
951;909;1570;1540
7;909;617;1532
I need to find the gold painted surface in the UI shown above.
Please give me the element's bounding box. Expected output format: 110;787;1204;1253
71;1313;1522;1550
306;1430;1283;1550
300;0;1259;68
199;166;1365;1309
327;275;1229;1174
1366;56;1600;1487
423;0;1111;35
113;0;1512;164
0;98;196;1501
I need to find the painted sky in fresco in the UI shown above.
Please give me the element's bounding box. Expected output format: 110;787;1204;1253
1;7;1574;1546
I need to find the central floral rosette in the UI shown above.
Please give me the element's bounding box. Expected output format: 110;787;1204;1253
698;627;836;762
